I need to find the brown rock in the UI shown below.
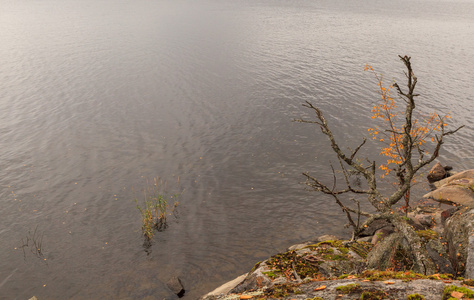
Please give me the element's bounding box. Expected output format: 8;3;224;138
434;170;474;189
424;185;474;208
414;214;435;227
424;170;474;208
427;162;447;183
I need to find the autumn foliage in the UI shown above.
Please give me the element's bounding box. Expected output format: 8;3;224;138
364;64;450;179
297;55;463;274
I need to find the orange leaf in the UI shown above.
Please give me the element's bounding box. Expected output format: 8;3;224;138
313;285;326;291
240;295;253;299
451;291;464;299
384;281;395;285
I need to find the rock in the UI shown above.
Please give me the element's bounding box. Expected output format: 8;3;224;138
317;234;339;241
414;214;435;227
359;219;394;237
441;207;459;224
229;263;273;294
424;170;474;208
166;276;185;297
424;184;474;208
444;207;474;277
426;239;454;274
433;169;474;189
427;162;447;183
287;240;316;251
203;278;471;300
200;273;248;299
371;227;395;245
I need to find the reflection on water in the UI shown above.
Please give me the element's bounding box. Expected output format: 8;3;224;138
0;0;473;298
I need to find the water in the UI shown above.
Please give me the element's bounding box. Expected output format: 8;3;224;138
0;0;473;298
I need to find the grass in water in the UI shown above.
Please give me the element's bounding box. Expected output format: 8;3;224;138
135;177;180;240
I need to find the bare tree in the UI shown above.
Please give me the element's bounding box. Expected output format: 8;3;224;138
295;55;463;274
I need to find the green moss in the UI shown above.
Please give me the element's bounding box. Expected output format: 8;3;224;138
250;261;262;273
443;285;474;300
416;229;438;240
350;241;373;259
262;271;278;279
294;289;304;294
463;279;474;286
407;294;425;300
267;250;320;279
360;290;388;300
264;284;301;298
360;270;425;281
336;283;361;294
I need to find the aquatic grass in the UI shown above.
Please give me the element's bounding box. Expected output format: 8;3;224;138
135;177;180;240
18;225;45;261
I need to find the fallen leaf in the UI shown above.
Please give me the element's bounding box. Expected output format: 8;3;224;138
240;295;253;299
384;281;395;284
347;275;357;279
362;280;370;282
442;280;453;283
313;285;326;291
451;291;464;299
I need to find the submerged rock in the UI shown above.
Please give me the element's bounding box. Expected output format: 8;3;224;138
167;276;185;298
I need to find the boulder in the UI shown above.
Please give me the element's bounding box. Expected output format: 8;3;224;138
229;263;273;293
433;169;474;189
200;273;247;299
424;169;474;208
444;207;474;277
427;162;447;183
426;238;454;274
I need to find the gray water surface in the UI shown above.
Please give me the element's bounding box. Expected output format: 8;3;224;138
0;0;473;298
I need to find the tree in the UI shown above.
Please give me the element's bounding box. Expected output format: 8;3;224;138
296;55;463;274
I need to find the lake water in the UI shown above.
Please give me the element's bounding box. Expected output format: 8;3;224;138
0;0;473;298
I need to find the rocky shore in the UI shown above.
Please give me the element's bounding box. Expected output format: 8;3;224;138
200;165;474;300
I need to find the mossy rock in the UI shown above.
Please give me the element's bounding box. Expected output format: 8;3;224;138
443;285;474;300
359;270;426;281
463;279;474;286
407;294;425;300
266;250;320;280
263;283;302;298
336;283;361;294
360;289;388;300
416;229;439;240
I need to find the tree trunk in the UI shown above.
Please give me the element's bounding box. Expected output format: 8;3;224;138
390;212;436;275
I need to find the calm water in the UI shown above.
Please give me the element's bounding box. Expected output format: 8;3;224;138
0;0;473;298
